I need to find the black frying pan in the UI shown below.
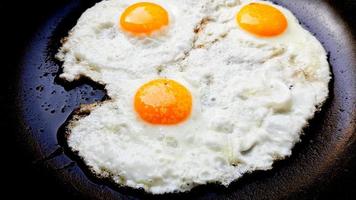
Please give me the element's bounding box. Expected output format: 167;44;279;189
3;0;356;199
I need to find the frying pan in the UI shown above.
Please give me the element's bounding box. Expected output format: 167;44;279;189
3;0;355;199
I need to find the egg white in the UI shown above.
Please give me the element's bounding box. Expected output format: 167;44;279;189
58;0;331;194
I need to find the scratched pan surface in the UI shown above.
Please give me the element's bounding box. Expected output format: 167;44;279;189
11;0;356;199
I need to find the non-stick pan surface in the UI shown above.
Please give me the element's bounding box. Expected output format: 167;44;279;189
4;0;356;199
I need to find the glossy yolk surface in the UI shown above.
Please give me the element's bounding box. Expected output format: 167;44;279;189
120;2;169;35
134;79;192;125
236;3;287;37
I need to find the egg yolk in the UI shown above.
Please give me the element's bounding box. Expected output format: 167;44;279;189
120;2;169;35
236;3;287;37
134;79;192;125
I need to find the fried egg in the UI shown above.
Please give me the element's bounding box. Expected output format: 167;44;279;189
57;0;330;194
56;0;206;82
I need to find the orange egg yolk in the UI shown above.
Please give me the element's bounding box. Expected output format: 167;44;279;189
134;79;192;125
236;3;287;37
120;2;169;35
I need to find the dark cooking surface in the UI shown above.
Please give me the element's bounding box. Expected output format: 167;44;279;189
2;0;355;199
